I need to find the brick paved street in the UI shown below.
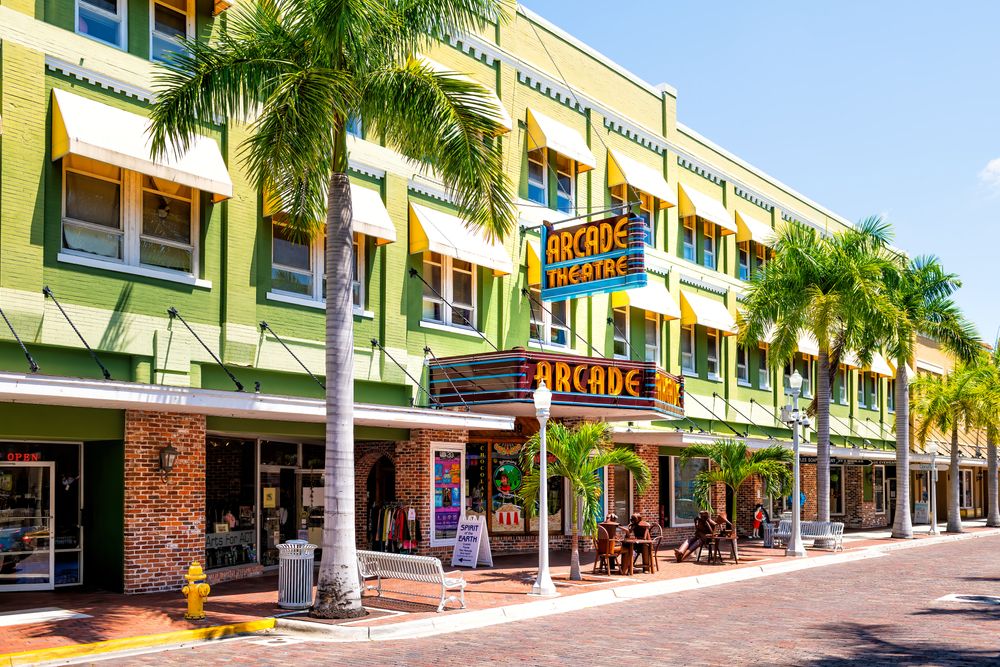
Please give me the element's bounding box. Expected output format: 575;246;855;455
94;535;1000;667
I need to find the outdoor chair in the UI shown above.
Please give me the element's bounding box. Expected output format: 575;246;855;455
649;522;663;560
593;524;621;575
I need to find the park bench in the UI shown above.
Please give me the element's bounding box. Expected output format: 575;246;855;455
773;520;844;551
356;550;466;612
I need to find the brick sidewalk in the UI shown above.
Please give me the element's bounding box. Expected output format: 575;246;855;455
0;524;996;657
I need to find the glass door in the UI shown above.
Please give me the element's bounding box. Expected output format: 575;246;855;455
259;466;295;567
0;463;55;591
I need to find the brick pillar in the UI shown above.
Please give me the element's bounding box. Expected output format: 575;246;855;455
396;429;467;558
736;475;764;536
123;410;206;594
802;463;818;520
633;444;659;522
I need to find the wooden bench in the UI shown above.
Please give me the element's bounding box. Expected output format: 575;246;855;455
357;550;466;612
773;520;844;551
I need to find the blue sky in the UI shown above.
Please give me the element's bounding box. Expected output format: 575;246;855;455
522;1;1000;342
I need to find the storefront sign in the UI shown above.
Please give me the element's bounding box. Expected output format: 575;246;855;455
799;457;873;466
3;451;42;462
540;214;647;302
206;529;255;549
451;514;493;568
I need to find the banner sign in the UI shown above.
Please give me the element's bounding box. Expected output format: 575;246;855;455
540;214;647;302
799;456;874;466
451;514;493;568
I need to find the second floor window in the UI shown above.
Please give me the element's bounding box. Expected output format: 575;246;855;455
706;328;720;379
527;148;546;205
152;0;192;63
77;0;126;49
681;324;696;374
736;345;749;385
271;224;363;309
837;367;848;404
644;312;660;364
801;357;812;398
682;217;696;262
612;306;629;359
422;252;476;329
738;242;750;281
611;186;655;246
887;379;896;412
555;153;575;213
702;221;716;270
528;286;569;347
758;345;770;389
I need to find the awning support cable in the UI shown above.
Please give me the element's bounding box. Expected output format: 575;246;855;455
0;307;39;373
167;307;244;392
421;345;472;411
520;288;603;358
370;339;439;408
712;392;764;430
408;268;499;352
605;316;640;362
749;397;784;429
43;286;110;379
259;321;324;390
685;392;746;437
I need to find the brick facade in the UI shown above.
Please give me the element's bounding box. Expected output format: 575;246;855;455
123;410;206;594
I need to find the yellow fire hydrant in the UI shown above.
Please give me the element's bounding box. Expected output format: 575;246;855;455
181;561;211;620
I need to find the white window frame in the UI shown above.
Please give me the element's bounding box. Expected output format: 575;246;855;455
869;374;878;409
755;242;768;272
702;220;716;270
611;186;654;247
612;306;630;360
528;286;570;348
352;234;364;310
830;464;845;516
887;379;896;412
527;148;547;206
758;344;770;389
670;455;708;528
736;345;750;386
421;252;478;331
429;443;466;547
838;367;848;404
644;311;660;365
150;0;195;63
874;465;886;514
76;0;128;50
857;371;867;407
682;217;696;262
706;328;720;380
681;324;696;375
959;469;973;509
555;152;576;214
801;357;812;398
738;241;750;281
609;465;634;523
60;156;202;284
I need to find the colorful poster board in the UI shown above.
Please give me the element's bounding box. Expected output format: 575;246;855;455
451;514;493;568
491;443;524;533
433;449;462;541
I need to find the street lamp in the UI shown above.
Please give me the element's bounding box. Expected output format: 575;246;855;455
927;442;939;536
530;380;557;596
781;370;807;558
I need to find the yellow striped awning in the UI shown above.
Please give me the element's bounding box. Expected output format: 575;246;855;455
735;210;776;245
611;281;681;320
409;202;512;275
677;184;736;234
526;109;596;172
607;149;676;208
679;291;737;335
525;237;542;286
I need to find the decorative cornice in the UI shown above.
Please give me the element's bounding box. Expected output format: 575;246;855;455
445;33;504;67
645;255;671;277
679;273;729;297
408;176;454;203
45;56;152;102
516;70;586;113
734;185;774;212
677;154;724;186
603;117;665;154
348;159;385;180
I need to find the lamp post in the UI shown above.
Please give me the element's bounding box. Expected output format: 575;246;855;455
927;442;939;536
782;370;807;558
531;380;557;596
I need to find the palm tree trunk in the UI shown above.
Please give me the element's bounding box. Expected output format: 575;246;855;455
988;433;1000;527
569;490;581;581
891;359;913;538
816;350;831;523
311;166;365;619
947;423;962;533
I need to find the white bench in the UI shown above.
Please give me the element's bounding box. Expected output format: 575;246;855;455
357;550;466;612
773;520;844;551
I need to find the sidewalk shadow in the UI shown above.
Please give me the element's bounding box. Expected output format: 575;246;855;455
794;622;999;666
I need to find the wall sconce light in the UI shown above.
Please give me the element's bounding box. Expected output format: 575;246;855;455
159;444;180;481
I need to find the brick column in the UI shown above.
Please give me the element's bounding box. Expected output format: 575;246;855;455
633;444;659;522
736;475;765;536
396;429;467;558
123;410;206;594
802;463;818;521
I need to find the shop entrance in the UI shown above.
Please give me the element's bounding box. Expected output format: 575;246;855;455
0;462;55;591
259;466;296;567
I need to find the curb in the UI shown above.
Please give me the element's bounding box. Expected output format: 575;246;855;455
0;618;276;667
275;529;1000;643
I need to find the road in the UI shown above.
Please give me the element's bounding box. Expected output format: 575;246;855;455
98;536;1000;666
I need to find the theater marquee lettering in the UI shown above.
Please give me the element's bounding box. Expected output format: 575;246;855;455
533;359;681;408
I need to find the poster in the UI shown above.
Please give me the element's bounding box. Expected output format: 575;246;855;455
914;502;929;524
492;443;524;533
433;450;462;541
263;487;277;509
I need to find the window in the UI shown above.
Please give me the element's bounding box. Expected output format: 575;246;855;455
527;148;546;205
755;243;768;273
830;464;845;515
151;0;193;63
611;186;654;246
837;367;847;404
682;217;696;261
959;470;973;509
611;465;632;521
681;324;696;374
874;465;886;514
346;116;363;138
644;312;660;364
857;371;866;407
351;235;363;308
528;286;569;347
887;379;896;412
702;221;716;269
612;306;629;359
422;252;476;329
869;374;878;409
706;328;720;380
671;456;708;526
736;346;750;385
801;357;812;398
738;242;750;281
758;345;770;389
61;154;200;278
555;153;575;213
77;0;126;49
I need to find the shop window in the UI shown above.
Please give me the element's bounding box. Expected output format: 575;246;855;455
681;324;696;374
490;442;525;534
422;252;476;329
465;443;489;519
260;440;299;467
205;438;257;570
151;0;193;63
830;464;845;515
61;154;200;280
706;328;720;380
611;465;632;521
682;217;696;262
612;306;629;360
555;153;575;213
528;286;569;347
77;0;126;49
960;469;973;509
738;242;750;281
644;312;660;364
736;345;750;386
702;221;716;270
527;148;546;205
874;465;886;514
671;456;707;527
431;447;463;545
758;345;770;389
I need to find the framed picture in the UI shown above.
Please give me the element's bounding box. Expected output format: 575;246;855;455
213;523;229;533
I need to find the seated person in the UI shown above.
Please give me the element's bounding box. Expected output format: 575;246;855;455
674;511;715;562
714;510;734;537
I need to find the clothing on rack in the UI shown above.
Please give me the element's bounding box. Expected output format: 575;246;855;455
367;502;421;553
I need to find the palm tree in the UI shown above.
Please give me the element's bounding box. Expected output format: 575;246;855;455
148;0;516;618
881;257;980;538
679;440;792;531
912;366;978;533
739;217;896;529
520;422;650;581
961;346;1000;527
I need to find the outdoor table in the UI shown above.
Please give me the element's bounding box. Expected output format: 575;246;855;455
621;538;656;574
699;536;724;565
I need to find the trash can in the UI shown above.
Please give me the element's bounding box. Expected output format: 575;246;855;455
277;540;317;609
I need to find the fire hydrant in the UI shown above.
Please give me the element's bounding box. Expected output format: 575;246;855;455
181;561;211;620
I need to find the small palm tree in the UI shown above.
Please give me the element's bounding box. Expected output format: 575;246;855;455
913;365;979;533
148;0;516;618
966;345;1000;527
679;440;793;531
520;422;649;581
881;257;980;538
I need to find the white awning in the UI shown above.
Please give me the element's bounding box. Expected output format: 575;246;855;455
414;55;512;134
51;88;233;201
679;291;737;335
516;198;572;229
409;202;513;275
611;281;681;320
525;236;542;286
735;210;775;245
677;184;736;234
868;352;894;378
842;351;861;368
350;184;396;245
797;332;819;357
889;358;916;379
526;108;596;172
607;149;676;208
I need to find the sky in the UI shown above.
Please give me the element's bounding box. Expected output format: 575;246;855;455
522;0;1000;342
